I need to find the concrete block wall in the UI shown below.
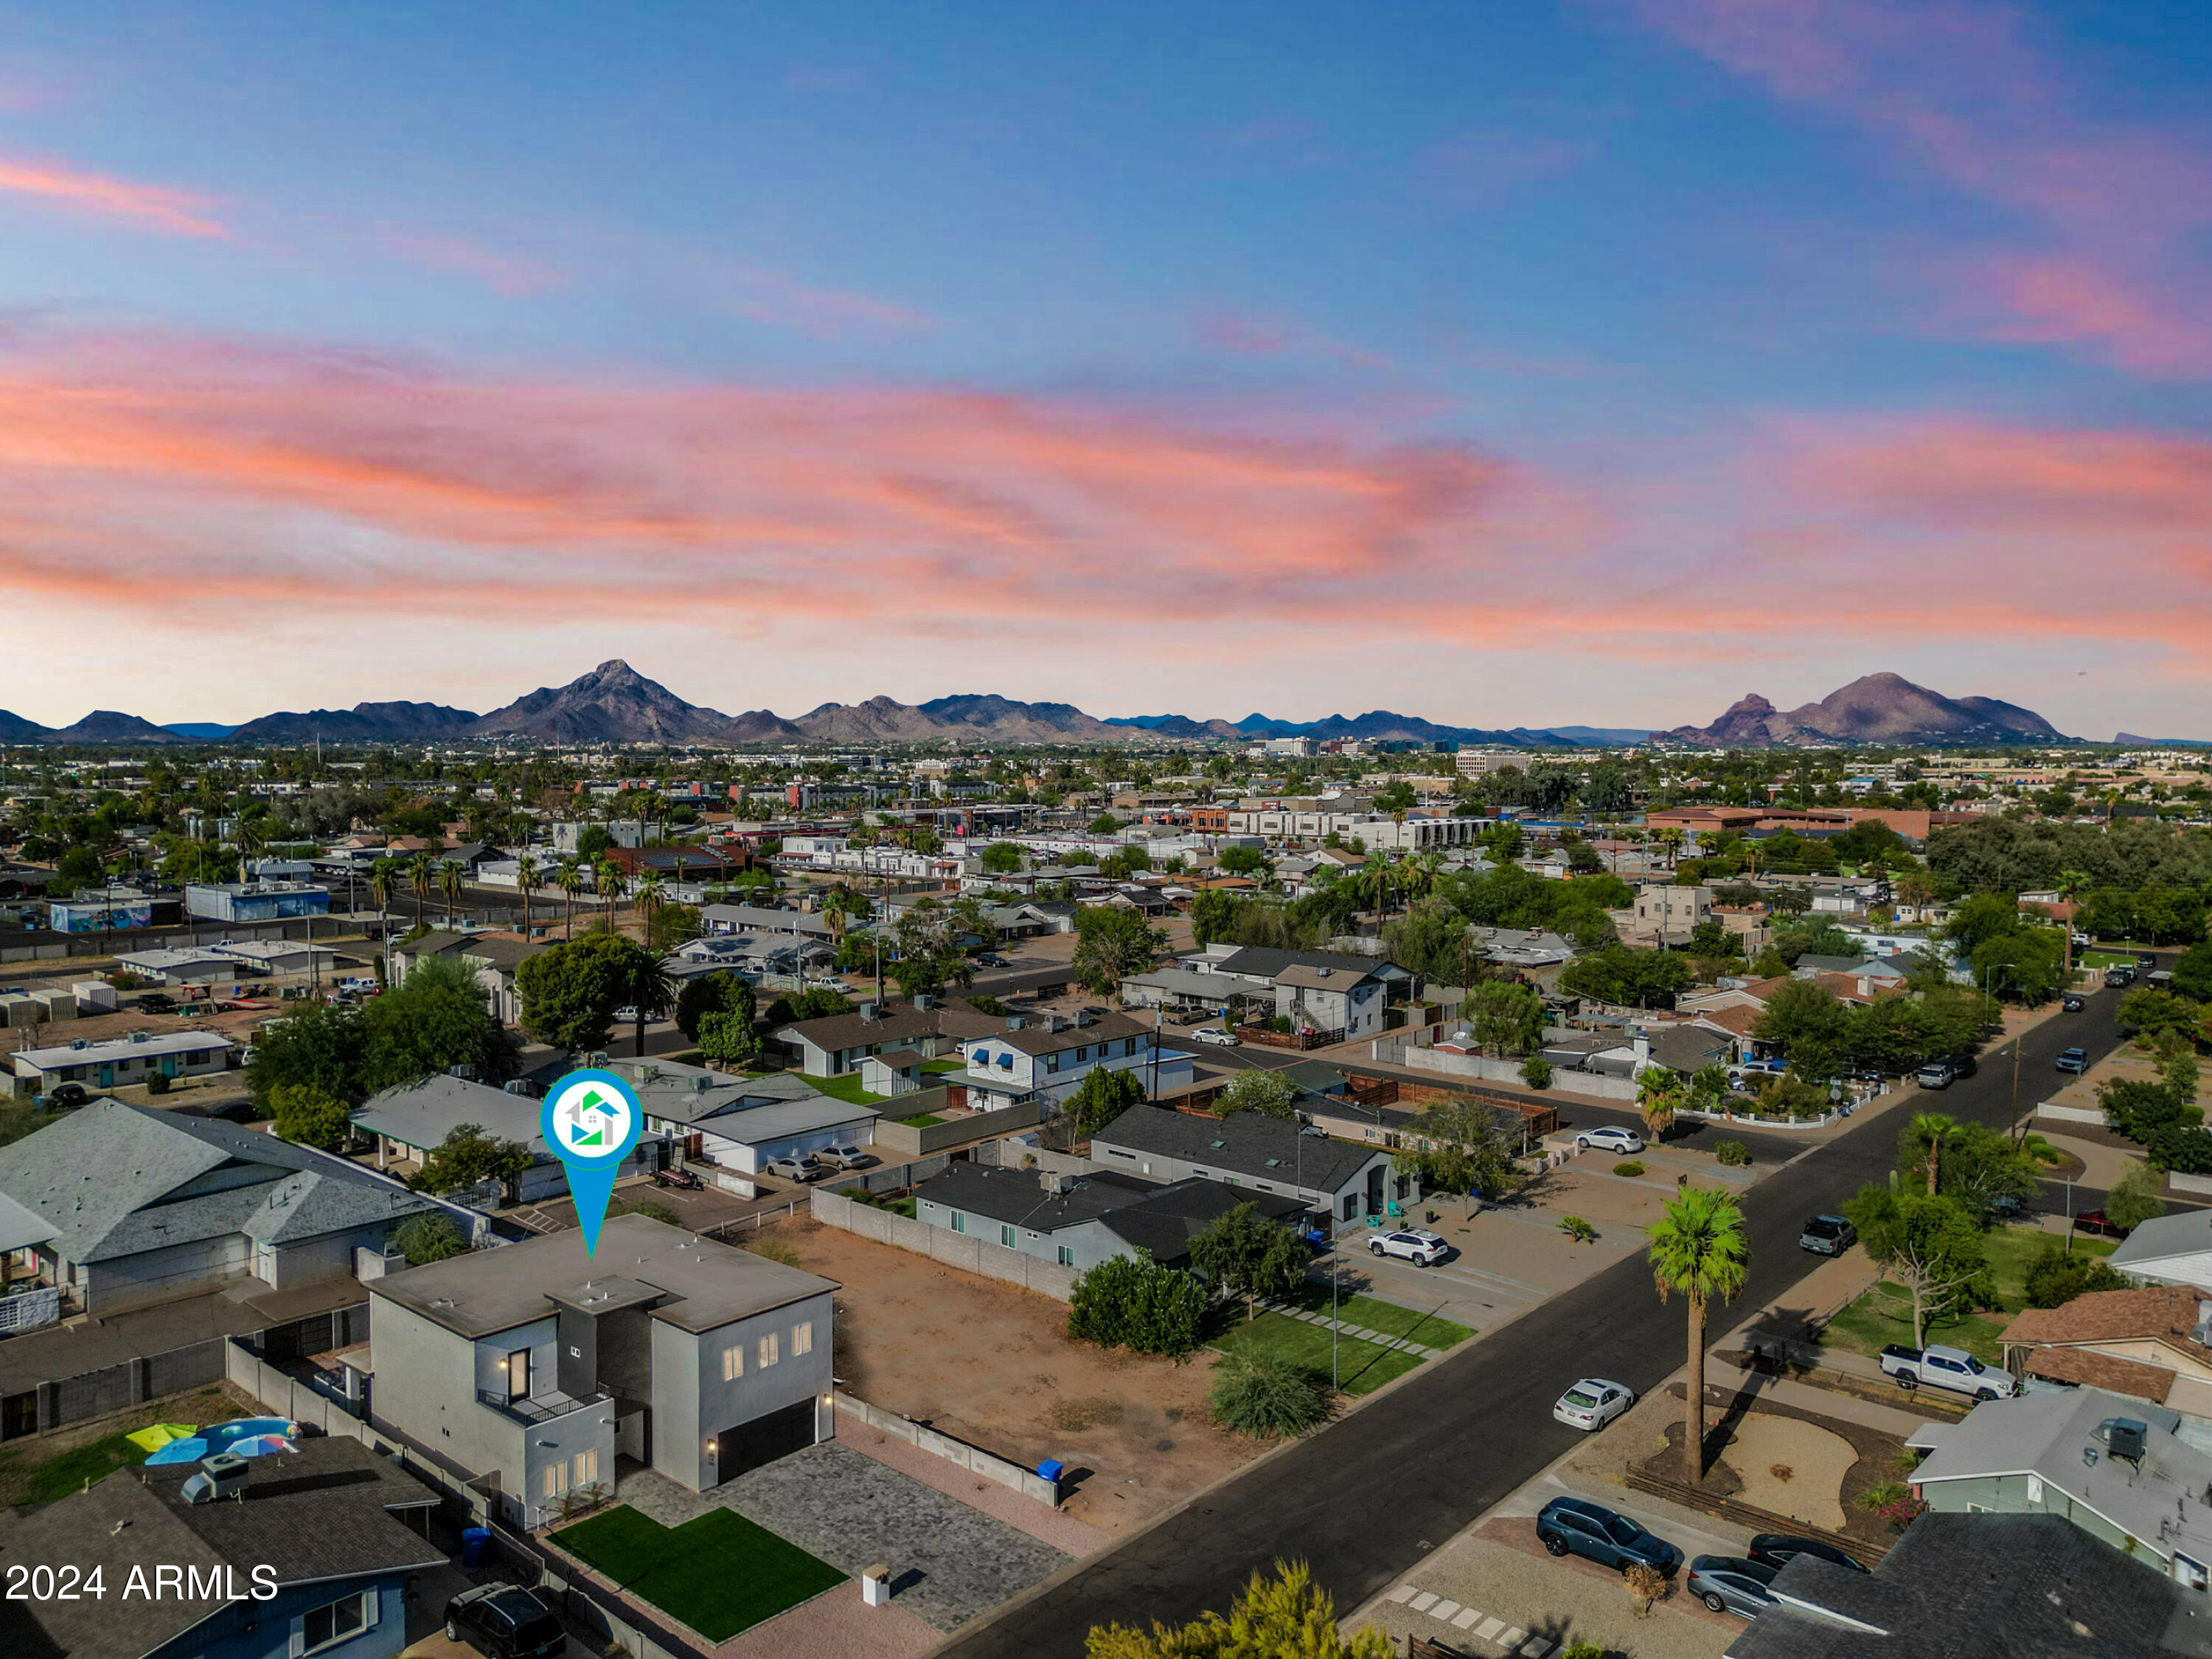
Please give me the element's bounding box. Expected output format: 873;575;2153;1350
810;1189;1079;1301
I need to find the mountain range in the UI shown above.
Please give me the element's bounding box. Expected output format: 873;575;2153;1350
1665;673;2062;748
0;663;2071;750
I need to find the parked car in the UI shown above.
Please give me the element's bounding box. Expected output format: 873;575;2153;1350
651;1166;703;1191
2056;1047;2089;1074
444;1585;566;1659
2061;994;2085;1012
44;1082;93;1109
1368;1228;1448;1266
2071;931;2093;948
1575;1125;1644;1155
2074;1208;2132;1238
2106;965;2136;987
1747;1534;1868;1574
611;1004;639;1023
1191;1026;1241;1047
975;953;1009;967
2138;953;2157;970
1552;1380;1635;1433
1798;1214;1856;1256
1915;1060;1956;1090
1687;1555;1778;1618
1879;1343;2017;1400
766;1154;827;1183
818;1143;874;1171
1535;1496;1677;1572
1948;1051;1978;1079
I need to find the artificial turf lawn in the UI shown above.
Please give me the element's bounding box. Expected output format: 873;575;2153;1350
1210;1312;1426;1397
1820;1226;2115;1365
554;1503;845;1641
1279;1284;1474;1349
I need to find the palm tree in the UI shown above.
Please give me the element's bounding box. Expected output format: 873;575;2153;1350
407;853;435;926
1907;1112;1955;1194
1648;1186;1751;1481
633;870;666;943
556;858;585;941
369;857;397;942
596;858;624;931
438;858;465;925
515;854;538;938
623;945;677;1058
1638;1064;1682;1143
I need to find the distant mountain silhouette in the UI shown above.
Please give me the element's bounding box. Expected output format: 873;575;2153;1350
1667;673;2062;747
228;701;482;745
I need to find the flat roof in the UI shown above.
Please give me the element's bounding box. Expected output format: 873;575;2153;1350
372;1212;838;1338
13;1030;234;1070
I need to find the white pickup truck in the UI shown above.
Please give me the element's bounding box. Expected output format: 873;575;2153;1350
1880;1343;2017;1401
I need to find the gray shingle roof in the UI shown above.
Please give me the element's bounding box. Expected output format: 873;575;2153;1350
916;1162;1161;1231
1090;1105;1378;1192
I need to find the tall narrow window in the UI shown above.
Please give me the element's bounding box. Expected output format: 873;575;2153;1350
721;1343;743;1381
759;1330;780;1368
1000;1224;1017;1248
573;1449;598;1488
792;1321;814;1356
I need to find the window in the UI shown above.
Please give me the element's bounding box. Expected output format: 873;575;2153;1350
1057;1245;1075;1266
542;1461;566;1499
949;1211;966;1234
721;1343;743;1381
1000;1224;1018;1248
793;1321;813;1357
1341;1194;1357;1220
573;1449;597;1487
1124;1037;1138;1056
297;1589;374;1655
759;1331;780;1368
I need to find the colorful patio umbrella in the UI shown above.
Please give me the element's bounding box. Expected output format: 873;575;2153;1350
125;1423;197;1455
144;1438;211;1466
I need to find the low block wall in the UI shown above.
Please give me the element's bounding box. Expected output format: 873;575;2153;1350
835;1391;1059;1506
2037;1101;2110;1127
224;1340;369;1436
810;1188;1079;1301
1381;1038;1641;1102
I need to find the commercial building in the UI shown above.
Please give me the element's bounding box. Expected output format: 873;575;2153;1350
184;880;331;923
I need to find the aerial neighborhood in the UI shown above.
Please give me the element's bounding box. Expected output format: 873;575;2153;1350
0;658;2208;1659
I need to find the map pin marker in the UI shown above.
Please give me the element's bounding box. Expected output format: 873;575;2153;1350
542;1068;645;1257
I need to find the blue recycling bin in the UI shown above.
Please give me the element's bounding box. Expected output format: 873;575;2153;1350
1035;1459;1065;1486
460;1526;491;1568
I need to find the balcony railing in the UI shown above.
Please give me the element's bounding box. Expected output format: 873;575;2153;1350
476;1387;608;1425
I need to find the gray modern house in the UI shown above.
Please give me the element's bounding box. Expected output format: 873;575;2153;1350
609;1056;880;1175
355;1072;650;1205
913;1162;1308;1272
1088;1105;1416;1227
367;1214;837;1528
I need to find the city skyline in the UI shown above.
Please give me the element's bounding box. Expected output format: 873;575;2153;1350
1;1;2208;734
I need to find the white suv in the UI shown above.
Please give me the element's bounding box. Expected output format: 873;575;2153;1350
1576;1125;1645;1155
1368;1228;1448;1266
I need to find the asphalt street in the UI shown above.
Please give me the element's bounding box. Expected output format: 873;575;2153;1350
935;980;2138;1658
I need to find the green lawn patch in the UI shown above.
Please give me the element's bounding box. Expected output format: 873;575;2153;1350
898;1111;945;1127
554;1503;844;1642
920;1057;964;1074
1277;1283;1473;1349
805;1072;890;1107
1211;1311;1425;1397
1820;1225;2115;1366
0;1432;152;1506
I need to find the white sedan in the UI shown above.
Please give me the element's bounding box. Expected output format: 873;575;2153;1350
1576;1125;1645;1155
1367;1228;1449;1266
1191;1026;1242;1047
1554;1377;1635;1432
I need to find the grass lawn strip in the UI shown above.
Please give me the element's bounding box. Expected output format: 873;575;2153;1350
1820;1225;2115;1365
1211;1311;1425;1397
555;1503;845;1643
806;1073;890;1107
0;1431;152;1506
1281;1284;1473;1349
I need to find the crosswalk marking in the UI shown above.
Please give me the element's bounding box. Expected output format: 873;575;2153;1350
1500;1627;1527;1649
1520;1642;1554;1658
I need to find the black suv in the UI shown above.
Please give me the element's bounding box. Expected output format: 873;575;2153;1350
1748;1533;1868;1573
1536;1497;1680;1574
445;1585;566;1659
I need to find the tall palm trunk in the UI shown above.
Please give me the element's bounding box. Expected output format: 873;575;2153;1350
1686;1291;1708;1481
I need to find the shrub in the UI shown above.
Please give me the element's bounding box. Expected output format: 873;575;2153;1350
1067;1251;1206;1356
609;1197;682;1226
1563;1647;1605;1659
1613;1161;1646;1178
1557;1214;1597;1243
1520;1057;1554;1091
145;1071;171;1096
1206;1352;1332;1439
1854;1480;1910;1512
394;1214;466;1265
1270;1015;1293;1034
2024;1237;2129;1308
1624;1560;1669;1618
1714;1139;1751;1167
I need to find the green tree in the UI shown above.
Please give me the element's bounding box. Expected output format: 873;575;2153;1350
674;971;756;1042
1217;845;1270;878
697;1009;759;1070
1843;1187;1985;1348
360;952;517;1093
1214;1067;1301;1120
1390;1094;1521;1209
1464;979;1545;1057
1068;1065;1147;1135
1065;1251;1206;1356
2171;940;2212;1001
2023;1237;2127;1308
1072;905;1167;997
411;1121;535;1198
791;987;855;1020
516;932;635;1054
980;841;1024;875
1189;1201;1307;1321
1520;1056;1553;1091
1647;1186;1750;1479
2118;987;2204;1043
1750;978;1852;1078
246;995;365;1107
1085;1562;1391;1659
1206;1354;1332;1439
2106;1157;2170;1234
393;1213;467;1265
268;1082;352;1151
1190;886;1240;950
1971;927;2067;1004
1902;1111;1957;1195
1638;1065;1683;1141
574;824;613;861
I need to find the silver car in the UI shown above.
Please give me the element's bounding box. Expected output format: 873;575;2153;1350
1687;1555;1778;1618
767;1154;826;1183
818;1143;873;1171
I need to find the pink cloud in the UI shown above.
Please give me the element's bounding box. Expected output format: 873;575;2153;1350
0;151;224;237
378;232;569;296
1192;310;1393;372
712;264;934;339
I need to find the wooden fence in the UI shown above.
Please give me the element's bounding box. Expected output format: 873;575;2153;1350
1624;1468;1888;1568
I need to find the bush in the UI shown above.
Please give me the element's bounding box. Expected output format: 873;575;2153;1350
1557;1214;1597;1243
1613;1161;1646;1178
1714;1139;1751;1167
1067;1252;1206;1356
747;1237;804;1267
145;1071;171;1096
394;1214;466;1265
1520;1057;1554;1091
1854;1481;1910;1512
1206;1352;1332;1439
2024;1238;2128;1308
1270;1015;1293;1034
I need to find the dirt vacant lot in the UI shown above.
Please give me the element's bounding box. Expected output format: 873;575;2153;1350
753;1217;1262;1535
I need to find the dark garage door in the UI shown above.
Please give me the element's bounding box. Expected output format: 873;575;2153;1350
713;1399;815;1485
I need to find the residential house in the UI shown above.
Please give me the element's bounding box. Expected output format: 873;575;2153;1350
1905;1388;2212;1587
1722;1512;2210;1659
209;938;338;981
700;902;835;942
609;1056;878;1175
1178;945;1408;1040
355;1072;652;1204
113;947;237;986
1088;1105;1416;1228
772;996;1000;1077
957;1010;1194;1111
368;1214;837;1526
9;1029;236;1098
2001;1287;2212;1424
2112;1211;2212;1293
0;1099;442;1315
386;929;548;1025
0;1438;442;1659
1624;883;1713;946
913;1162;1308;1273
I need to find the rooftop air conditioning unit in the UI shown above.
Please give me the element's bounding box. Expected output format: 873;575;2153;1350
588;1051;610;1068
915;994;934;1012
181;1453;251;1505
858;1001;880;1022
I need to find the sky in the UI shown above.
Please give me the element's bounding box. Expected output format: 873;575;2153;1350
1;0;2209;738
